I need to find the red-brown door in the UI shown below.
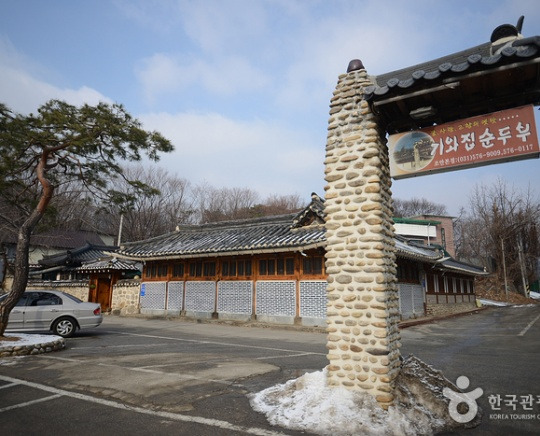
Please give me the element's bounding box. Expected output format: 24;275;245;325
96;278;112;311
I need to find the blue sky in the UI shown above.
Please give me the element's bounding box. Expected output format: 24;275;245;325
1;0;538;215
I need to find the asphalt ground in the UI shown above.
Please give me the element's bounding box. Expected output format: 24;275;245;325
1;304;539;435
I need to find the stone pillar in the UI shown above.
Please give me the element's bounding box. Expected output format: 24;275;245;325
324;60;401;409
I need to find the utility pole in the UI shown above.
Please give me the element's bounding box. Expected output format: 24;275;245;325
117;214;124;246
516;236;529;298
501;237;509;299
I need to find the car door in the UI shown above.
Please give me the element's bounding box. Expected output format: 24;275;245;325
23;292;63;330
5;293;32;330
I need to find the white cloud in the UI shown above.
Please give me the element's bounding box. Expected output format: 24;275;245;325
178;0;268;55
136;52;271;103
113;0;184;35
140;110;324;197
0;38;110;114
272;2;436;113
135;53;194;101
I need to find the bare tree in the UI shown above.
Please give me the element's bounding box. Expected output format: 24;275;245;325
244;194;305;218
102;165;194;242
190;185;306;223
455;178;540;296
393;197;447;217
262;193;305;215
193;184;260;223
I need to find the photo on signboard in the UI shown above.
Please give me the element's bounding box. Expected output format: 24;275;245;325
392;131;435;172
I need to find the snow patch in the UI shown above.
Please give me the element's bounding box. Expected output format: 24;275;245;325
251;370;425;435
0;333;61;348
477;298;510;307
250;355;481;436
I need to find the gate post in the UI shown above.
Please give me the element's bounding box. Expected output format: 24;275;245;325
324;60;401;409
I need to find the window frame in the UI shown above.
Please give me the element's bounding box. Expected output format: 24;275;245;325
258;255;296;277
221;258;252;279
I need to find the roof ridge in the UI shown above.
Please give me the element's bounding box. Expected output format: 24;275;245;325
179;212;297;231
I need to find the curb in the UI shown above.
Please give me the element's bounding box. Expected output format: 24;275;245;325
112;306;489;333
0;335;66;357
398;306;489;329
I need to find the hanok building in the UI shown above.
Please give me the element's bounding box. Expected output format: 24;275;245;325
0;229;114;284
116;194;486;324
31;243;141;311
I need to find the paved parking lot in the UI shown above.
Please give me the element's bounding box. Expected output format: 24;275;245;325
1;305;539;435
1;317;326;435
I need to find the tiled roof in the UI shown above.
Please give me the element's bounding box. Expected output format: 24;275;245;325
354;16;540;133
364;30;540;102
39;243;118;267
116;195;483;276
394;237;441;261
77;257;141;272
435;258;488;276
118;213;326;259
292;193;325;228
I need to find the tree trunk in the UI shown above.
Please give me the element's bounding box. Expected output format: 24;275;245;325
0;217;37;336
0;151;53;337
0;244;7;289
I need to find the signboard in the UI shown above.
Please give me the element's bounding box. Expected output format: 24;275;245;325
389;105;539;179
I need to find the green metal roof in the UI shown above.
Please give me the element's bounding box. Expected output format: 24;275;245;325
393;217;441;226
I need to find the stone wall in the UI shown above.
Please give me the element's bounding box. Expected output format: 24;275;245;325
26;280;89;301
0;336;65;357
111;280;140;315
323;62;401;410
426;302;477;317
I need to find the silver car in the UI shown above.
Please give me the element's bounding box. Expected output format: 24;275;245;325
0;290;103;338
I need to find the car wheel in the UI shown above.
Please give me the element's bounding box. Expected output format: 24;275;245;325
53;317;77;338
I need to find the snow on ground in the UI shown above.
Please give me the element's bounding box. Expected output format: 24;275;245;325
477;298;511;307
251;370;417;435
478;298;538;308
250;368;445;436
0;334;58;366
530;291;540;300
0;333;60;348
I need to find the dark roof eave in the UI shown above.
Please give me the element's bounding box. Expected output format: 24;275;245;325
114;241;327;262
368;56;540;105
432;258;489;276
115;239;486;277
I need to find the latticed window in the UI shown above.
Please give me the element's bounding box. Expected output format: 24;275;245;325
203;262;216;276
172;263;185;278
189;261;216;278
277;258;295;275
302;256;323;275
259;256;294;276
145;262;168;279
222;259;252;277
157;264;168;277
396;259;420;283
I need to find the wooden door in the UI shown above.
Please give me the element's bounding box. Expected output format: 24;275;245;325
96;278;112;311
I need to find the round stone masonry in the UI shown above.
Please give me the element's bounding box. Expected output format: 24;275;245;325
324;65;401;410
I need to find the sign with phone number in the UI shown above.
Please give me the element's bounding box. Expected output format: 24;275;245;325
388;105;539;179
